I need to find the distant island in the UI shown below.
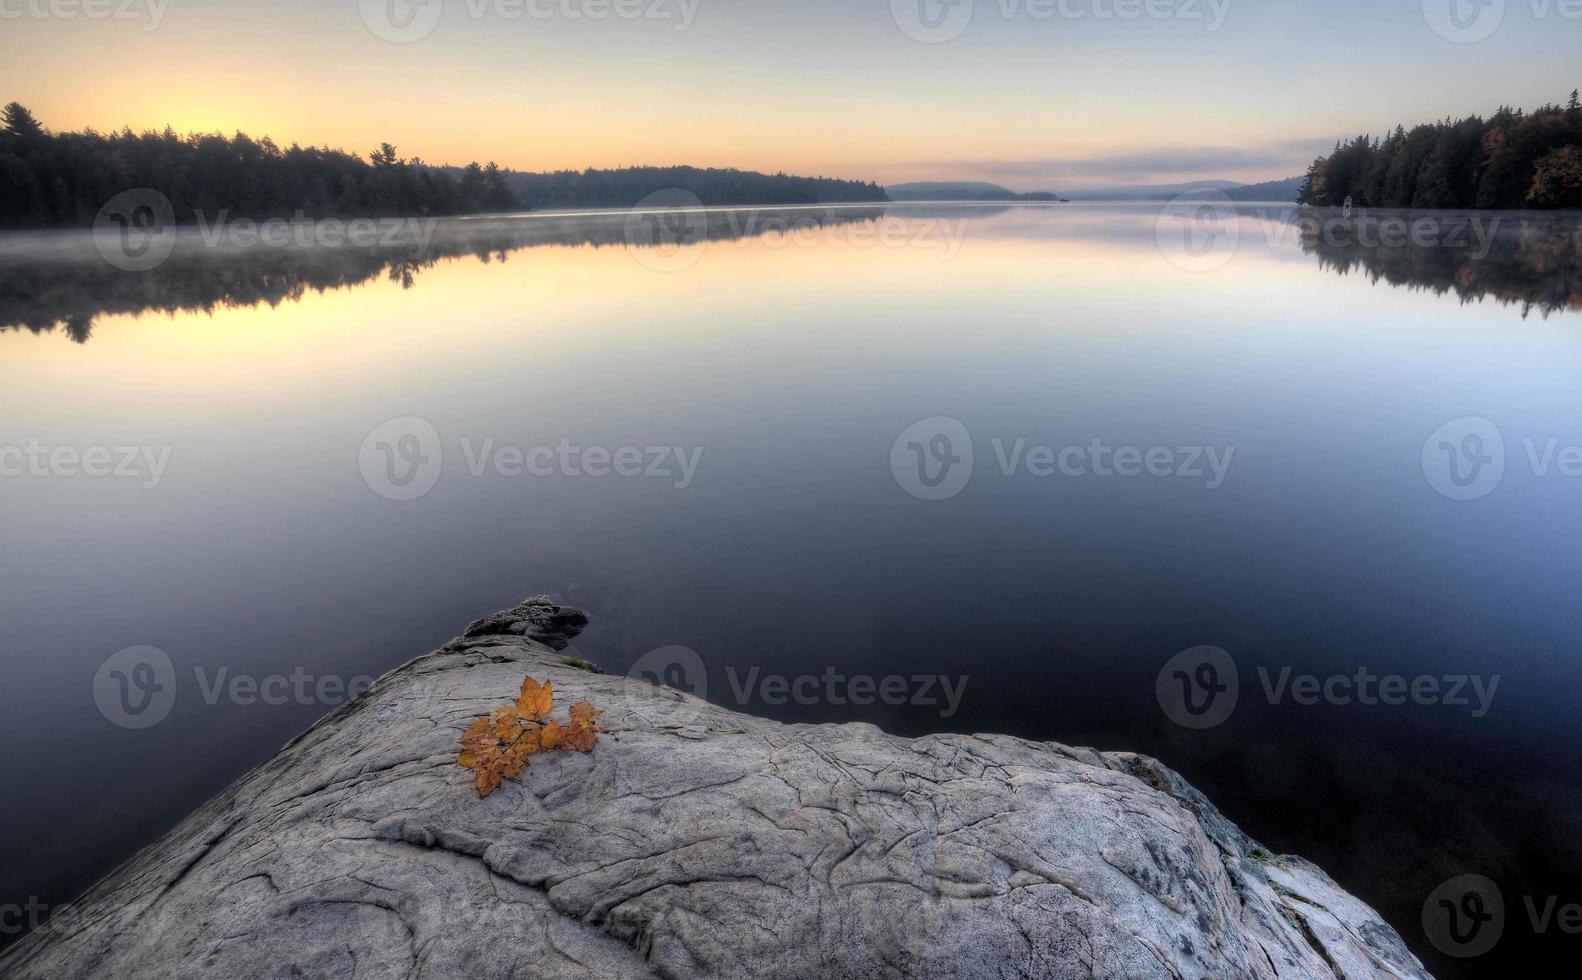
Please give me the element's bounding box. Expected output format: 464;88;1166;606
0;102;888;230
1297;88;1582;210
886;181;1065;202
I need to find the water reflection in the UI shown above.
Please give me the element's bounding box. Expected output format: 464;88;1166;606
0;205;892;342
1295;209;1582;318
7;205;1578;344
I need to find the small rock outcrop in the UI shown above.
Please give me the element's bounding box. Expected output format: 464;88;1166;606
0;598;1431;979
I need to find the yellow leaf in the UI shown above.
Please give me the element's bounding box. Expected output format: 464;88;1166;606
516;676;554;721
458;675;602;797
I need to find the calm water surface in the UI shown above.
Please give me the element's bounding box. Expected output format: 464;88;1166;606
3;204;1581;976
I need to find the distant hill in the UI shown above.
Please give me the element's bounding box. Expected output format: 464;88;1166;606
1054;177;1302;202
446;165;890;210
886;181;1064;202
1207;177;1304;202
1061;180;1241;201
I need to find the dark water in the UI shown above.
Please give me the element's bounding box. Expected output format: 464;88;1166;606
3;203;1581;976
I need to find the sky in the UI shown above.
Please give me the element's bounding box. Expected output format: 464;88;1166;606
1;0;1578;191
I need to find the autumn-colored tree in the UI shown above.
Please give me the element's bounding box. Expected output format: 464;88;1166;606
1527;146;1582;209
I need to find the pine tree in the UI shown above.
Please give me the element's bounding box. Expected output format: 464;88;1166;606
2;102;44;138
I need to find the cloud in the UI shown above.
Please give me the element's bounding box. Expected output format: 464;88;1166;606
898;139;1339;189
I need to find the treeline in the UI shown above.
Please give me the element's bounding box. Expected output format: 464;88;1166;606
487;165;889;209
0;102;889;229
1297;89;1582;210
0;103;520;229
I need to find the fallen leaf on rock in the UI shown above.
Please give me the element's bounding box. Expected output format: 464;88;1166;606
457;676;600;797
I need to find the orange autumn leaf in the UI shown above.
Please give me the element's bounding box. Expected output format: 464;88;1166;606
516;676;553;721
562;701;601;753
475;768;502;798
457;675;601;797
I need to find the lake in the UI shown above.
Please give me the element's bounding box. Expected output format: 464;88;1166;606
3;202;1580;977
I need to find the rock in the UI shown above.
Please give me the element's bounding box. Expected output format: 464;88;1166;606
0;598;1431;979
461;597;590;648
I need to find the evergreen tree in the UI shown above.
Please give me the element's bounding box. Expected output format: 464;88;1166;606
2;102;44;138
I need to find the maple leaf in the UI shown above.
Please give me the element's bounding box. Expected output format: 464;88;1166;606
457;675;602;797
517;676;553;721
562;701;601;753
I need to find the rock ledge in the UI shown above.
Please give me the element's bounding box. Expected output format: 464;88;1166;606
0;598;1430;979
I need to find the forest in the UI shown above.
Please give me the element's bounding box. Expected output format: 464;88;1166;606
491;165;888;209
0;103;888;229
0;103;521;227
1296;89;1582;210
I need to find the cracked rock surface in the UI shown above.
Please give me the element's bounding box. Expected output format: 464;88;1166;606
1;598;1431;979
